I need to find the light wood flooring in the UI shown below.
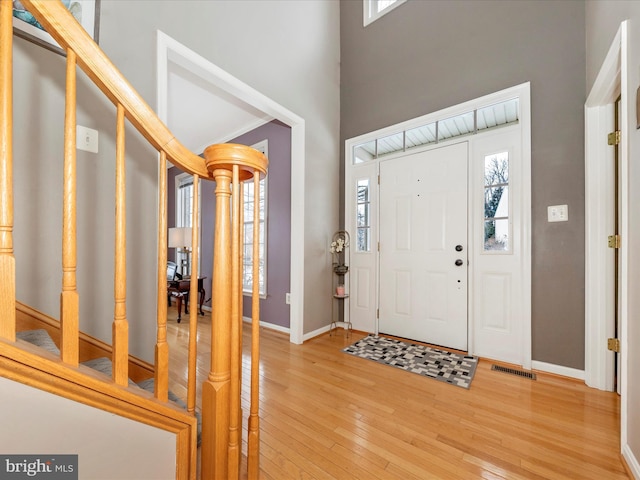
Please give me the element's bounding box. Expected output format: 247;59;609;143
165;307;629;480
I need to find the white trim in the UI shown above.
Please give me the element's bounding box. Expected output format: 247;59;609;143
531;361;585;381
622;444;640;479
584;104;616;392
520;83;533;371
619;19;630;456
242;316;290;335
584;23;622;393
584;22;631;462
347;86;526;150
586;28;621;108
156;31;306;345
302;323;332;342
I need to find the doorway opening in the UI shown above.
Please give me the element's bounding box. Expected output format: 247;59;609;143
156;31;306;344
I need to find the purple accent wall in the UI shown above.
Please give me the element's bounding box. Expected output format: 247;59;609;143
168;120;292;328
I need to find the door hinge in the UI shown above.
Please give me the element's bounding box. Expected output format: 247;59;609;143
607;337;620;353
608;235;621;248
376;309;379;319
608;130;621;145
378;174;380;185
378;241;380;252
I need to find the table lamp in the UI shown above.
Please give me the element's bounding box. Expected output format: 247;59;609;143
168;227;192;276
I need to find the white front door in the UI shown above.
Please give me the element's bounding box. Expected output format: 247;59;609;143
378;142;468;350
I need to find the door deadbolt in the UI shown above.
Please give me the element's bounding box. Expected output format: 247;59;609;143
455;245;463;252
455;259;464;266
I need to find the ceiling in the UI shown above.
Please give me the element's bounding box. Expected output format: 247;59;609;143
166;61;273;155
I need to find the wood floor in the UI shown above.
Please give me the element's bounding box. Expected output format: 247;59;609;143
165;307;629;480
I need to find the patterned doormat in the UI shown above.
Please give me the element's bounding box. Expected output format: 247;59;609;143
343;335;478;389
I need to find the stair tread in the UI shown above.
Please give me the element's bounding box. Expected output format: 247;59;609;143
16;329;60;356
16;328;201;445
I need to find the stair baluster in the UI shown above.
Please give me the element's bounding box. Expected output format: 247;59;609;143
248;169;262;479
155;151;170;402
228;164;242;476
60;49;80;366
187;174;200;417
112;104;129;387
0;0;16;341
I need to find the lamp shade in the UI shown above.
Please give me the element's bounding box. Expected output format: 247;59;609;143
168;227;192;249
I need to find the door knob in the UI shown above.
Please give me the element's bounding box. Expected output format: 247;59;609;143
455;245;463;252
455;259;464;266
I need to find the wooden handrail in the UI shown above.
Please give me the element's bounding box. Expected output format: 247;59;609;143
20;0;209;179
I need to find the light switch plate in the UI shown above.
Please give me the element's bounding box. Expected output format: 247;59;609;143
548;204;568;222
77;125;99;153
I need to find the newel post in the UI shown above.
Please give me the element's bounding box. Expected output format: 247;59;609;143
201;144;267;479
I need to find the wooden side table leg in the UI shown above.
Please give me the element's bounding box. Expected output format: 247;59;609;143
176;295;183;323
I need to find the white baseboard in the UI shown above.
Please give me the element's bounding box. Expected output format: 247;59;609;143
531;361;585;381
242;316;290;335
623;444;640;479
302;324;331;342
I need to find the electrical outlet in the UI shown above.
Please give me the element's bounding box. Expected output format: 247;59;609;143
77;125;99;153
285;293;291;304
547;204;568;222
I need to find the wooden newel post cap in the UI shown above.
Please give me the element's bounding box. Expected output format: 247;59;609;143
203;143;268;181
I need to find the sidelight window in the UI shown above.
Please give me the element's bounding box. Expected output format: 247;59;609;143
356;179;371;252
483;151;510;252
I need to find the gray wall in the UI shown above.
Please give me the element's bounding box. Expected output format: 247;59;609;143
340;0;586;369
586;0;640;468
168;120;292;328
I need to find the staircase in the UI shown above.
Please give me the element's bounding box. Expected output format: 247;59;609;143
0;1;267;478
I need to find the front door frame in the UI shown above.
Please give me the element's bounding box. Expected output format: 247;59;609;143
345;83;532;368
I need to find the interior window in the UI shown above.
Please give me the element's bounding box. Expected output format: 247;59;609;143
363;0;406;26
243;140;268;296
174;173;196;274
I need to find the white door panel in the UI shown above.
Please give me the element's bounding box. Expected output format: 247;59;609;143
346;162;378;332
379;142;468;350
471;128;525;365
